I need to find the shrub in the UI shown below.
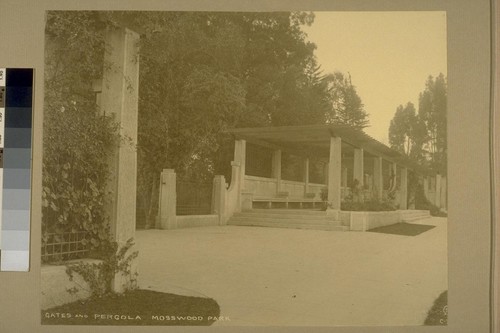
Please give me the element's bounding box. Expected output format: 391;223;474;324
66;238;138;297
414;182;447;217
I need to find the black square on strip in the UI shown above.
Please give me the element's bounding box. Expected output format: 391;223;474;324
6;87;32;108
0;148;3;168
0;87;5;107
6;68;33;87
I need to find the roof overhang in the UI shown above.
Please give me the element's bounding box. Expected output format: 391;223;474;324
227;124;434;176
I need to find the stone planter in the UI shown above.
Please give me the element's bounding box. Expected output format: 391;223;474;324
344;210;401;231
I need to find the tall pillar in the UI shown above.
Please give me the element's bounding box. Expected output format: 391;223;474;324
100;27;139;293
423;176;429;199
373;156;383;199
303;157;309;195
324;162;329;185
272;149;282;193
233;139;246;210
435;174;442;208
212;175;227;225
441;176;447;210
158;169;177;230
341;166;347;188
327;137;342;209
353;148;364;202
400;167;408;209
390;162;397;191
353;148;364;187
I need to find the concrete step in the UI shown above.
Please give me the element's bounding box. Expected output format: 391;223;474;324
228;208;346;231
230;216;341;225
235;212;331;220
229;219;347;232
242;209;326;216
400;211;431;222
402;215;431;222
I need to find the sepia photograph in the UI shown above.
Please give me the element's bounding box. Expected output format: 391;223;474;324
39;10;449;327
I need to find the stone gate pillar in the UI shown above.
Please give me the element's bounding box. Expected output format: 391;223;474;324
233;139;246;212
212;175;227;225
100;26;140;292
158;169;177;230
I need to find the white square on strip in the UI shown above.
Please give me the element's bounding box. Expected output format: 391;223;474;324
0;68;5;86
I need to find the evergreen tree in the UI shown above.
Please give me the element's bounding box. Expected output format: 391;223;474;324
324;71;369;129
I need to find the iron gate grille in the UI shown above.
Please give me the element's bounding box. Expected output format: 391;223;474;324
176;180;212;215
41;231;89;262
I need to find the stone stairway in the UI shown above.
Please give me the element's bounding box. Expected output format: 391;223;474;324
228;209;348;231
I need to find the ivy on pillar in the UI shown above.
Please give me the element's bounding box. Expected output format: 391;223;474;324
100;26;140;293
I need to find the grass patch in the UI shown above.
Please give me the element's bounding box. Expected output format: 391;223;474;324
424;291;447;325
42;289;220;326
369;222;435;236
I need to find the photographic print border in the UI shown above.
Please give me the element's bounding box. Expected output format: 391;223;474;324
0;0;496;332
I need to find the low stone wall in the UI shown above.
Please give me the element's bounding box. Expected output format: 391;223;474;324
176;215;219;229
339;211;351;227
341;211;401;232
41;259;101;310
400;210;430;220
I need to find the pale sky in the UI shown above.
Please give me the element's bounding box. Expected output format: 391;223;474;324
302;11;447;144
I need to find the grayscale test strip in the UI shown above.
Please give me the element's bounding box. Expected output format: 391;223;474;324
0;68;33;271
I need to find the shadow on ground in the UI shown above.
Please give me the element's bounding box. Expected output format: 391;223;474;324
369;222;436;236
41;289;220;326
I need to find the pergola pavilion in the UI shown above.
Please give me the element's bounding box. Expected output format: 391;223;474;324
226;125;444;215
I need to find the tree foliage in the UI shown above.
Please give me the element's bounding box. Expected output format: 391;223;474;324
324;72;369;129
419;73;447;174
388;74;447;174
43;12;120;256
388;102;427;161
44;11;372;230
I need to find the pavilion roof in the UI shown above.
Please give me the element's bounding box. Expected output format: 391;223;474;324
227;124;434;175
